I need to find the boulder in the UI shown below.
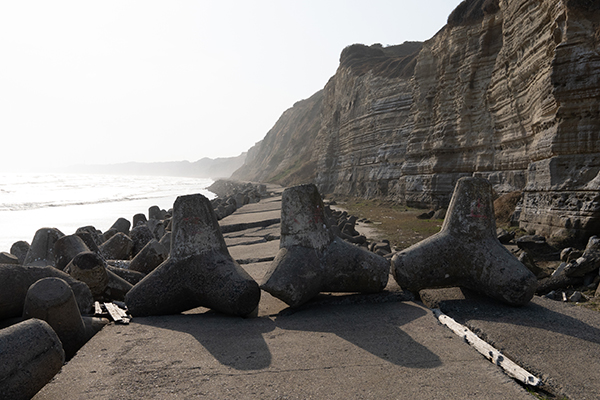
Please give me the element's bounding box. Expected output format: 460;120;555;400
516;235;559;259
261;184;389;307
564;236;600;277
392;177;537;306
125;193;260;317
0;319;64;400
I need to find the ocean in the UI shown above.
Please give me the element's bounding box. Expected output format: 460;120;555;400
0;173;215;253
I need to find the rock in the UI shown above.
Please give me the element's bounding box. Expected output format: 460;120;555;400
129;239;168;275
125;193;260;317
22;277;106;359
54;234;90;271
109;217;131;235
552;262;567;277
99;232;133;260
568;291;583;303
517;251;546;278
261;184;389;307
23;227;65;267
392;177;537;306
0;264;94;320
516;235;559;259
0;252;18;264
416;211;434;220
9;240;29;264
536;267;583;296
0;319;64;400
560;247;582;262
496;228;515;244
432;208;447;220
564;236;600;277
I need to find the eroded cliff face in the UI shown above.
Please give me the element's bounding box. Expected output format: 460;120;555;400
234;0;600;245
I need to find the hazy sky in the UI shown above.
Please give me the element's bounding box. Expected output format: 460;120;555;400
0;1;463;172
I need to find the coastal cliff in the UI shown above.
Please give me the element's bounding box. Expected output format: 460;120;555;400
233;0;600;245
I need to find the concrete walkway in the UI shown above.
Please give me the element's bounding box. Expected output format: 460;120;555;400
33;184;598;399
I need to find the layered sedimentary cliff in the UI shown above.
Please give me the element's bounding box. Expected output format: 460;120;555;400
233;0;600;245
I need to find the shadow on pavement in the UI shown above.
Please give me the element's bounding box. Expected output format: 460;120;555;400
135;312;276;371
135;300;442;371
440;295;600;346
274;301;442;369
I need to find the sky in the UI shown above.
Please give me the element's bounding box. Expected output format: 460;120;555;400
0;1;463;172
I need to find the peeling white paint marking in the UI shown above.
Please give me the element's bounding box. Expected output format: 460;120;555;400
432;308;541;387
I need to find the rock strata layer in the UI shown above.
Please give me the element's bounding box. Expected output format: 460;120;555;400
233;0;600;246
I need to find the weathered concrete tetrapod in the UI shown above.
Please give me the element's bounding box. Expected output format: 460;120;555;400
67;251;133;301
54;234;90;271
125;193;260;317
9;240;29;264
99;232;133;260
0;319;65;400
129;239;168;274
391;177;537;306
261;184;389;308
23;227;65;267
0;264;94;320
22;277;106;359
109;217;131;235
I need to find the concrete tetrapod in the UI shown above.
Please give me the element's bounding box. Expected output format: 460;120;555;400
125;193;260;317
261;184;389;308
391;177;537;306
0;319;64;400
0;264;94;320
22;277;108;359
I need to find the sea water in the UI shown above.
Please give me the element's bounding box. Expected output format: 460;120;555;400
0;173;215;252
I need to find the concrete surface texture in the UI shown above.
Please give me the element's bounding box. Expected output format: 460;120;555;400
32;184;600;399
